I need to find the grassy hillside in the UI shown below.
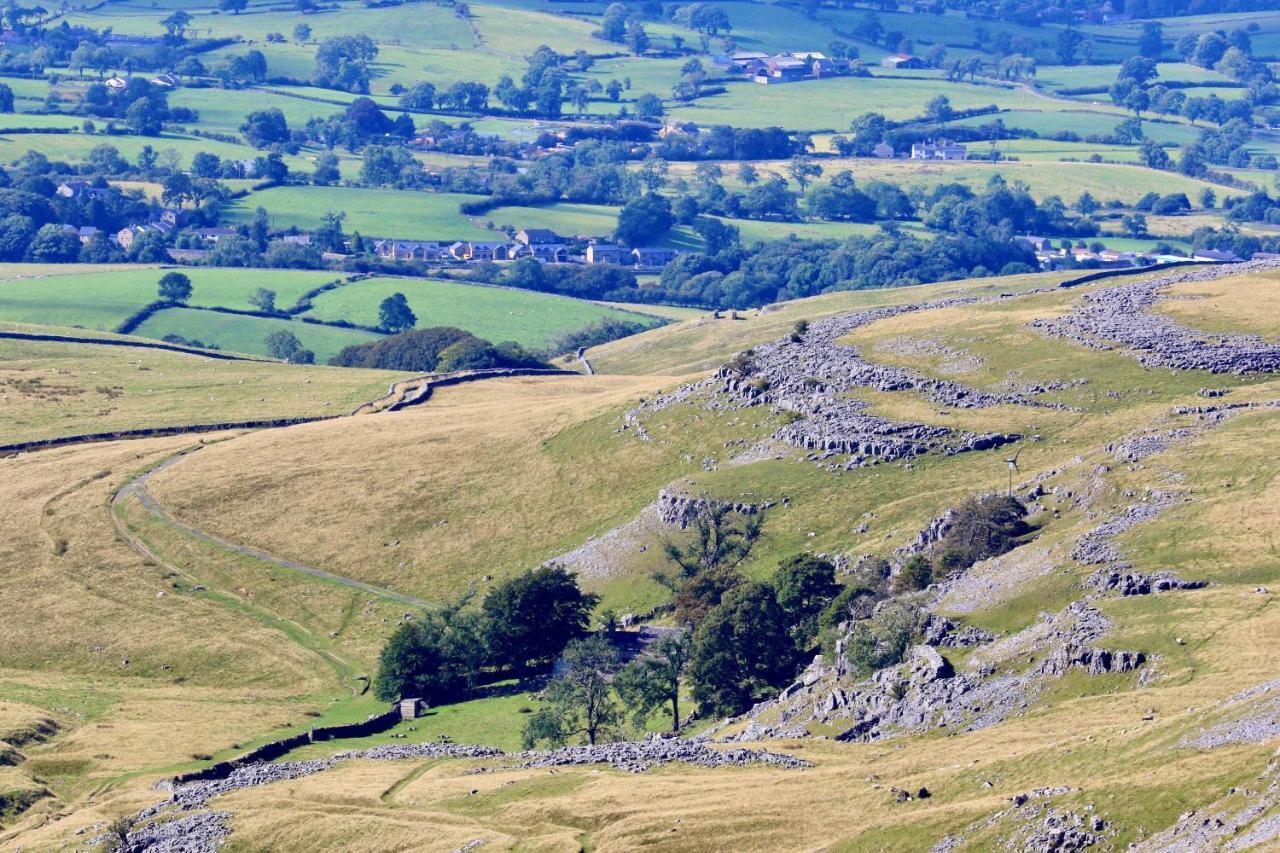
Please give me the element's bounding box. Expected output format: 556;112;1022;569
7;263;1280;850
0;331;402;444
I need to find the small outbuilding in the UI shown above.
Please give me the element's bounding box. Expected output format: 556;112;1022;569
399;698;425;720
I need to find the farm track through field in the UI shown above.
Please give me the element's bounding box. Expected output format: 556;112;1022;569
113;448;432;608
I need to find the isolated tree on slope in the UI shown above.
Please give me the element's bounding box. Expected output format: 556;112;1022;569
378;292;417;332
157;271;192;303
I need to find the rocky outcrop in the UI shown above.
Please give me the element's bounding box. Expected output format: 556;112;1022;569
625;288;1063;469
1085;568;1206;597
656;489;767;528
1031;258;1280;374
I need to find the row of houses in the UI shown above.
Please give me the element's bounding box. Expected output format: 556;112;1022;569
1017;236;1246;268
714;51;851;85
371;233;679;269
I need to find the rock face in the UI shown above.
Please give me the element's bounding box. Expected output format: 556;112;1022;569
1031;258;1280;374
656;490;765;528
626;288;1064;469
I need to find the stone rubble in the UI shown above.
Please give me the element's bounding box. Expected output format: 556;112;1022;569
625;288;1066;468
104;739;806;851
1030;258;1280;374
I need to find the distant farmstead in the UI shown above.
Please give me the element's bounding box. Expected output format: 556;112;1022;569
881;53;926;70
911;139;967;160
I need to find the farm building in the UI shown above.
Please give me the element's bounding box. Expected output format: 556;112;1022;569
911;139;967;160
872;142;895;158
633;247;679;269
191;227;238;244
586;242;629;264
57;181;108;201
881;54;926;69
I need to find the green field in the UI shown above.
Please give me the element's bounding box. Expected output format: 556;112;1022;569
0;266;337;330
666;74;1063;130
132;306;380;360
300;276;658;347
224;186;494;239
945;110;1202;145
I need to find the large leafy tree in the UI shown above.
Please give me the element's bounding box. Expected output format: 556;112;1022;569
688;582;794;717
482;564;598;676
615;631;691;731
522;636;622;747
374;606;485;703
378;292;417;332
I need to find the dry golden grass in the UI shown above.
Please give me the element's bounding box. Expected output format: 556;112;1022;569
146;375;695;601
584;271;1073;377
0;336;404;444
1155;270;1280;341
7;267;1280;850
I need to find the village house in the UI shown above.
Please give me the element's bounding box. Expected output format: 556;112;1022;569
373;239;446;261
115;221;173;250
911;139;967;160
449;241;513;262
59;225;101;244
632;246;679;269
105;77;128;91
57;180;109;201
151;73;178;88
585;242;628;264
872;141;895;159
515;228;570;263
881;53;927;70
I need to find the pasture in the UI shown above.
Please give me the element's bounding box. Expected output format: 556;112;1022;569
0;265;337;330
299;276;657;348
665;74;1062;129
131;306;380;360
0;333;402;443
223;186;494;239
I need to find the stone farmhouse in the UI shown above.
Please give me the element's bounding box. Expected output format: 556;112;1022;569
716;51;850;84
881;53;927;70
911;139;967;160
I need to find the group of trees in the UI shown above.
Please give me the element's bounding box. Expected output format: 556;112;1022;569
330;325;548;371
375;565;598;704
374;486;1035;747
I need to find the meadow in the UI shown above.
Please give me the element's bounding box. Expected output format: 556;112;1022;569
299;276;657;347
0;265;337;330
131;306;381;361
222;186;495;240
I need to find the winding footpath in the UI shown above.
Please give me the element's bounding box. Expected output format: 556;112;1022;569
113;448;431;608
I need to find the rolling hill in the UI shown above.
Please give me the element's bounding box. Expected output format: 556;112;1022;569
3;261;1280;849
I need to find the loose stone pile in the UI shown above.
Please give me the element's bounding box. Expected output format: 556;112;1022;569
104;739;807;851
1030;259;1280;373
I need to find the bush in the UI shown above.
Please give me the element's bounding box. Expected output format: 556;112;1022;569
844;602;923;675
